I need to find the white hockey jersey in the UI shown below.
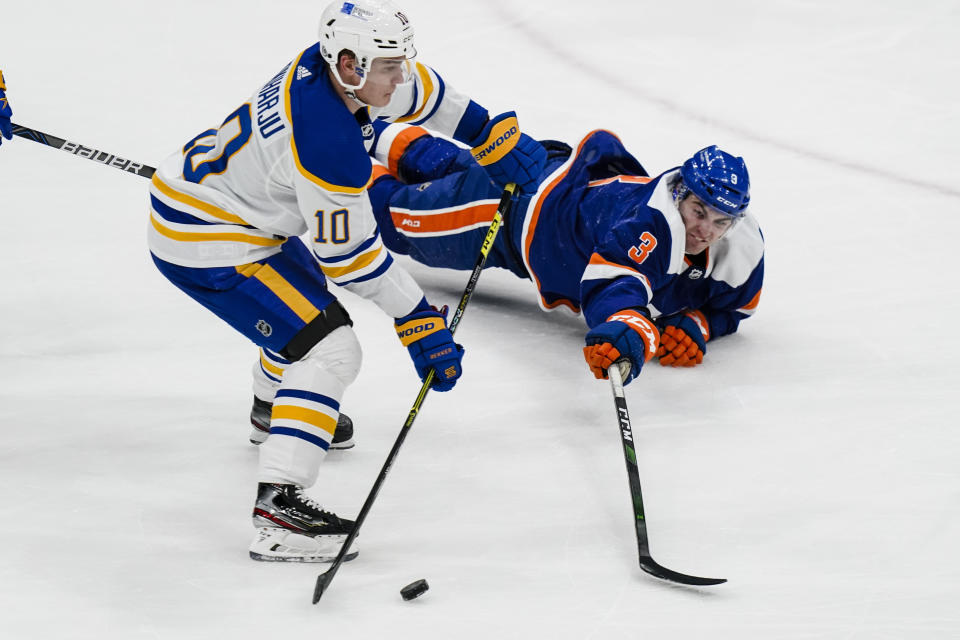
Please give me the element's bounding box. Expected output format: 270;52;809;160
148;43;487;318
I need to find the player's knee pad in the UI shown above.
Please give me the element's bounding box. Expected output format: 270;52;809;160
279;300;352;362
295;325;363;390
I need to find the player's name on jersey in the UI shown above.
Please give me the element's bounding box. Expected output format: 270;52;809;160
256;63;290;140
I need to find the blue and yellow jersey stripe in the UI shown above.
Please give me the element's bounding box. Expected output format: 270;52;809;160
313;229;393;287
149;173;284;248
394;62;442;125
235;262;322;323
147;167;287;267
268;388;342;450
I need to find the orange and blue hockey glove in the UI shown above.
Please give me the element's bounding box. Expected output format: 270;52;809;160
0;70;13;144
395;299;464;391
656;311;709;367
583;309;660;384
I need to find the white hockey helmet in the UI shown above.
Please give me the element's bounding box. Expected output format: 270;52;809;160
319;0;416;91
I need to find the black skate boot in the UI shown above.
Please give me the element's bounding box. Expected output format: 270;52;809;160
249;483;358;562
249;396;355;449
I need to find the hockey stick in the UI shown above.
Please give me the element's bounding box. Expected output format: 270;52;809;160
608;361;726;586
10;122;156;178
312;183;518;604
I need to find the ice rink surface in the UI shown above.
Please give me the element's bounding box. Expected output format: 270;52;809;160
1;1;958;638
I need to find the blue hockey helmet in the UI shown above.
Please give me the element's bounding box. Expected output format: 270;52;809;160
679;146;750;217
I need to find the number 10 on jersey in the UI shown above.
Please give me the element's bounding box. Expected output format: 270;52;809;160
314;209;350;244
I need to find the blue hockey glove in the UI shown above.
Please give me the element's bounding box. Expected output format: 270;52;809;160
583;310;660;384
0;70;13;144
469;111;546;193
656;311;709;367
399;135;461;183
395;300;464;391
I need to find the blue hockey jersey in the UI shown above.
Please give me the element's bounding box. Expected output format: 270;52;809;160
520;130;764;339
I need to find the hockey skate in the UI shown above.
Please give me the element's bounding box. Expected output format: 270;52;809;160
250;483;357;563
249;396;355;449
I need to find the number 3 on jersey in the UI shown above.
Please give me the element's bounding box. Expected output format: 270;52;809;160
315;209;350;244
628;231;657;264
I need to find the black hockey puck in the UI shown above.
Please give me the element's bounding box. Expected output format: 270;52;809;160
400;578;429;601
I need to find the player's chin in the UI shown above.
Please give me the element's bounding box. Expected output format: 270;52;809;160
368;92;394;108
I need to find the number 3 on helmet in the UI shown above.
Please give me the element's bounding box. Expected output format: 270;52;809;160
680;146;751;218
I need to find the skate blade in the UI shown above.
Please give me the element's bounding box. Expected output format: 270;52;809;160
328;437;355;450
249;528;358;563
249;426;269;445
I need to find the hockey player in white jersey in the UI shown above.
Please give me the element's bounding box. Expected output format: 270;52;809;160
147;0;547;562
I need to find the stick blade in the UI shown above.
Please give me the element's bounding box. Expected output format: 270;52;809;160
312;571;334;604
639;556;726;586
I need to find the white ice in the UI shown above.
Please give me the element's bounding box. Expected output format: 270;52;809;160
1;1;958;638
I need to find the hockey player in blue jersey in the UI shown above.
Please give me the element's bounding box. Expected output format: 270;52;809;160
366;125;763;383
146;0;546;562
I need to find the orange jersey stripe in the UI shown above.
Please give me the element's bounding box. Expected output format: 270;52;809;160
391;202;498;235
587;175;653;188
524;130;623;311
543;298;581;312
586;252;652;294
739;287;762;312
588;252;635;271
371;164;392;182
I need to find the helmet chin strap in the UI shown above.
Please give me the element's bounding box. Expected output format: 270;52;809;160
344;88;368;107
329;64;371;107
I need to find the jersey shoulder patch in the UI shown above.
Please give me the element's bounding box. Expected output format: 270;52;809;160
286;45;372;193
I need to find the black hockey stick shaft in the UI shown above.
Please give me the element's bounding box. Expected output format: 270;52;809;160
10;122;156;178
312;183;518;604
608;362;726;586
